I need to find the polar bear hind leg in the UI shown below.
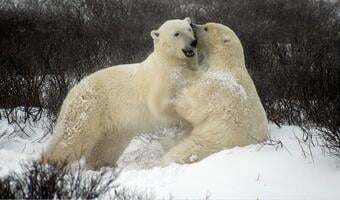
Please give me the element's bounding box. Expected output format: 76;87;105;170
43;81;103;167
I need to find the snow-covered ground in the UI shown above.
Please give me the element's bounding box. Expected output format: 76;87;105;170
0;111;51;176
1;113;340;199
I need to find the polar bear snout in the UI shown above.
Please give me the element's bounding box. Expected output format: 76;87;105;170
182;48;195;58
190;39;197;48
190;23;200;31
182;40;197;58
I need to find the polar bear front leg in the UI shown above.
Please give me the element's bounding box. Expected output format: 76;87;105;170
160;133;204;166
86;129;135;170
160;124;224;166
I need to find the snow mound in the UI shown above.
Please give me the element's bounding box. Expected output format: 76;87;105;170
116;125;340;199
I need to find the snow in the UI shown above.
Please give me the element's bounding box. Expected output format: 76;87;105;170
116;125;340;199
1;113;340;199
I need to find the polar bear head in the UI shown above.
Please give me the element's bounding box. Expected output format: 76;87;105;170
151;17;197;60
192;23;244;61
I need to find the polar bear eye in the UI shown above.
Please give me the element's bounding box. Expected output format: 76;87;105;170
188;29;192;32
223;36;231;43
204;27;208;32
174;32;180;37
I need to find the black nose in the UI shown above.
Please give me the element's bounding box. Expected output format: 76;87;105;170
191;39;197;47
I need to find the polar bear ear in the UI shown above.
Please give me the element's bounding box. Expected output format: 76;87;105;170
151;30;160;41
184;17;191;24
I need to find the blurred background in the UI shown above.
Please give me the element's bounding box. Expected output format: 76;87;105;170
0;0;339;155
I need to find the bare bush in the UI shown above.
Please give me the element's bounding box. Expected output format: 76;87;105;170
0;160;149;199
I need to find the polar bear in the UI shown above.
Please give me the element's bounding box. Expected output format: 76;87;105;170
160;23;269;165
42;18;199;169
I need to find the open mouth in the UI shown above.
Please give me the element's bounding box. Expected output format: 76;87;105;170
182;49;195;58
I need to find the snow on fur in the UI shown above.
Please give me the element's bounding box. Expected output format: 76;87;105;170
203;69;248;100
